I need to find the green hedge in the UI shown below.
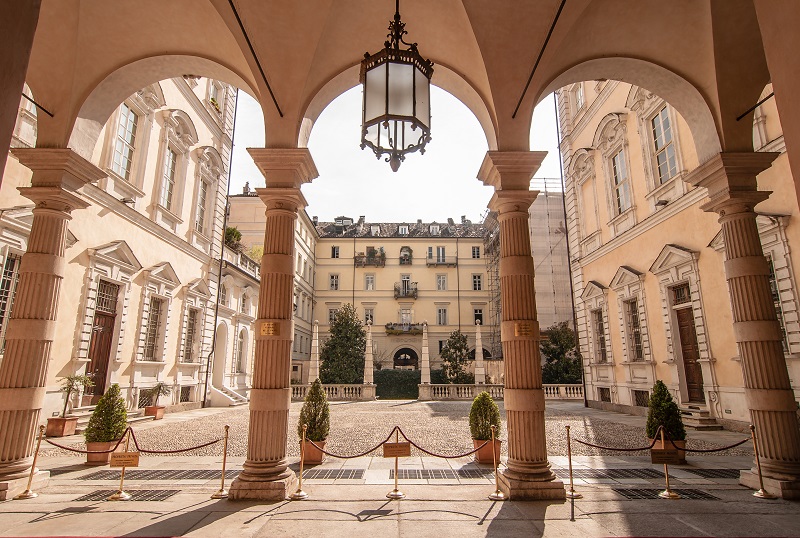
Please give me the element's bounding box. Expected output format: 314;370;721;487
374;369;420;399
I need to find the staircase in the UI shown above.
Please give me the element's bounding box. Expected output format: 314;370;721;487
221;386;249;406
71;405;155;434
680;404;723;431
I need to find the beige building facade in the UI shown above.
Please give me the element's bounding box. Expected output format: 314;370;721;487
559;80;800;429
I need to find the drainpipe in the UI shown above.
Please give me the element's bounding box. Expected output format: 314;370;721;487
202;88;239;407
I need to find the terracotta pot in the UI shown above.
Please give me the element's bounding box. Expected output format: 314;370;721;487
46;416;78;438
648;438;687;464
144;405;166;419
301;440;326;465
473;439;502;465
85;441;121;466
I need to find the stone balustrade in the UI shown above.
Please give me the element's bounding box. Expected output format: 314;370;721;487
421;383;583;401
292;384;376;401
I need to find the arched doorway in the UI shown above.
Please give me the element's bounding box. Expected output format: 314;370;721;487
212;322;228;388
393;347;418;370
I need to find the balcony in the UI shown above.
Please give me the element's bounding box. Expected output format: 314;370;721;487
385;322;423;335
399;255;413;265
354;254;386;267
426;255;458;267
394;282;418;299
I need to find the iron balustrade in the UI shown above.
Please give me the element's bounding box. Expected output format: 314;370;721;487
426;255;458;267
394;282;418;299
354;254;386;267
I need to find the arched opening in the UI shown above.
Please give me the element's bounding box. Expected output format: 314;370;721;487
212;322;228;388
236;328;248;374
393;348;419;370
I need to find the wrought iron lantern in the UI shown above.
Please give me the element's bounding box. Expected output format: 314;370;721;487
360;1;433;172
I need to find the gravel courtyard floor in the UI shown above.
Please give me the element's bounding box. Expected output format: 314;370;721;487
40;400;752;459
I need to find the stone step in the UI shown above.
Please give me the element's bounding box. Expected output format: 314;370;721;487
74;409;153;433
680;407;723;430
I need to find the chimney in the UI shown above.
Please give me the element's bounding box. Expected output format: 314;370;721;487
447;218;455;225
358;215;365;225
461;215;466;224
312;216;318;226
417;219;423;224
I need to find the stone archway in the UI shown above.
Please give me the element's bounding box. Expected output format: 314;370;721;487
393;347;419;370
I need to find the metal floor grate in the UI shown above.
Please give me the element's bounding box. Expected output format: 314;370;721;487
390;469;494;480
554;468;664;479
682;468;743;479
80;470;240;481
612;488;720;500
302;469;364;480
74;489;180;502
47;467;85;477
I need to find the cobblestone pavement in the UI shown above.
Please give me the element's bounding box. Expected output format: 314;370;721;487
40;400;752;459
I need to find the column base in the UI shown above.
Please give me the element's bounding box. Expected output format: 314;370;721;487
498;469;565;500
228;462;298;501
740;469;800;500
0;470;50;501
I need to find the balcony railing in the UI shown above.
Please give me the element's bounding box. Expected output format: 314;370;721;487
354;254;386;267
399;256;413;265
394;282;418;299
385;322;424;335
426;255;458;267
423;383;584;401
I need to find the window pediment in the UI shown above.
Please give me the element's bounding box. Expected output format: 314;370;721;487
592;113;627;153
144;262;180;290
610;266;643;290
186;278;211;299
88;240;142;272
649;244;697;275
161;109;199;149
582;280;607;301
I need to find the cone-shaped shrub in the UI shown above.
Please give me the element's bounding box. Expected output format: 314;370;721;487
298;379;330;442
84;384;128;443
645;380;686;441
469;391;501;440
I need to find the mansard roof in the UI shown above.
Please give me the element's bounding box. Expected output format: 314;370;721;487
315;219;486;239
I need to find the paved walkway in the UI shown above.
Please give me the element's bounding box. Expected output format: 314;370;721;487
3;401;797;537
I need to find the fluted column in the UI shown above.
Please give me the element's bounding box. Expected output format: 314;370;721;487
0;149;101;499
474;320;485;384
229;149;317;501
479;152;564;500
688;153;800;499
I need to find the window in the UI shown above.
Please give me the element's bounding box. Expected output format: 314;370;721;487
236;330;246;373
633;390;649;407
111;103;138;180
597;387;611;403
400;308;412;324
671;283;691;305
651;106;678;184
611;149;631;215
623;298;644;361
195;179;208;234
766;255;789;352
472;274;483;291
143;296;164;361
438;340;445;353
183;308;199;363
96;280;119;314
328;308;337;324
573;83;585;112
365;274;375;291
474;309;483;324
180;386;191;403
331;246;339;259
371;225;381;236
430;225;440;235
591;308;607;363
329;274;339;290
240;293;248;314
436;274;447;291
399;225;409;235
436;246;446;263
365;308;374;325
159;148;177;210
0;253;21;351
437;307;447;325
219;284;227;306
427;246;433;259
472;246;480;259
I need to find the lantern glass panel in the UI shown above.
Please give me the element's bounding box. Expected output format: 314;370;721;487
415;65;430;128
365;122;380;147
365;63;387;124
388;62;414;117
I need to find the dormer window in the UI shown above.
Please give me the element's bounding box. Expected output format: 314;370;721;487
399;225;409;235
430;224;440;235
371;225;380;236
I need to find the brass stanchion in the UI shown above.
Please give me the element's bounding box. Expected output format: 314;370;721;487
14;425;45;500
109;430;132;501
488;425;505;501
750;424;776;499
211;424;230;499
386;429;405;500
658;427;679;499
565;425;582;499
290;424;309;500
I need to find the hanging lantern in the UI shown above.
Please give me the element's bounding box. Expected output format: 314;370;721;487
360;1;433;172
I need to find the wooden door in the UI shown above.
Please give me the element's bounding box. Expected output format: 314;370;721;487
676;307;704;402
87;312;115;400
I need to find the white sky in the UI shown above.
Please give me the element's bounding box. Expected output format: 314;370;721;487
229;86;562;223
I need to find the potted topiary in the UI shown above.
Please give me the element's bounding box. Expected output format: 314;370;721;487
298;379;330;465
143;382;172;420
470;391;502;464
84;384;128;465
46;374;94;437
646;380;687;464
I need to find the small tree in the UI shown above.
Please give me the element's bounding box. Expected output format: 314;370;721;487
225;226;243;252
246;244;264;261
59;374;94;418
440;330;474;384
145;382;172;407
646;380;686;441
541;321;583;384
469;391;501;440
320;304;366;384
84;384;128;443
298;379;330;442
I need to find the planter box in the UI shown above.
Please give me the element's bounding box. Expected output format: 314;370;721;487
85;441;121;466
648;438;687;464
144;405;166;420
301;440;326;465
46;416;78;438
473;439;502;465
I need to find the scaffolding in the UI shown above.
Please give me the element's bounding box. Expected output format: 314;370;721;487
482;209;502;359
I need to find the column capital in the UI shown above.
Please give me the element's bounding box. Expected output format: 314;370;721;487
248;148;319;188
685;152;778;214
11;148;105;190
478;151;546;190
488;189;539;214
255;187;308;212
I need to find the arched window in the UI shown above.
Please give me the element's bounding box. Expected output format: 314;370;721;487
219;284;227;306
236;329;247;373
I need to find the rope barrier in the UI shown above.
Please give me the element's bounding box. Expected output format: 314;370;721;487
570;426;664;452
664;435;750;453
43;426;222;455
307;426;401;458
569;424;750;454
396;427;491;459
